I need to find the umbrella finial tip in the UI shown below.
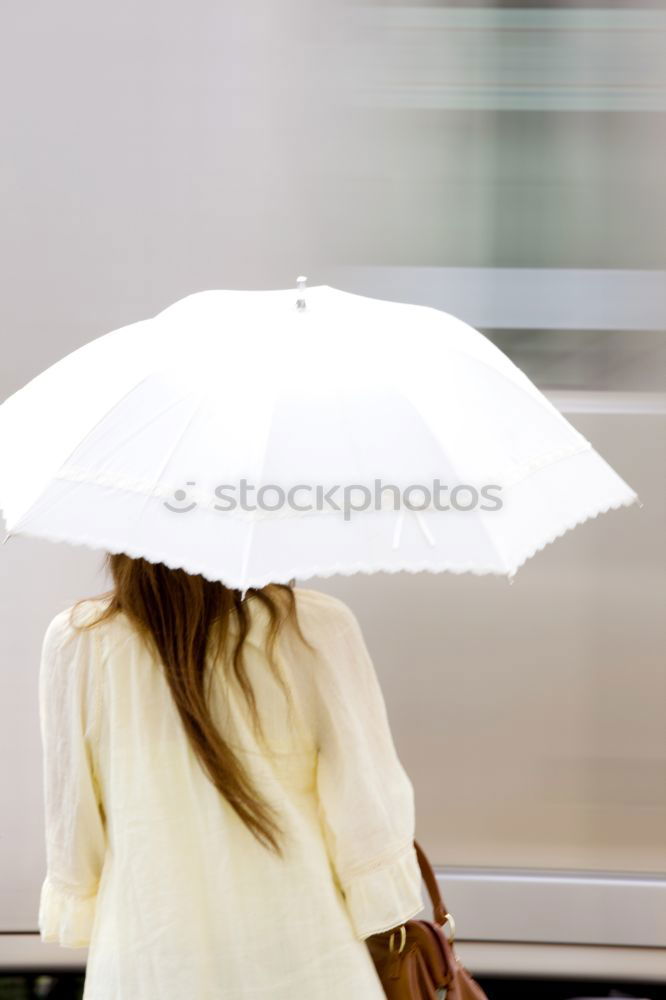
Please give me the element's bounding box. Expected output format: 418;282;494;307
296;275;308;311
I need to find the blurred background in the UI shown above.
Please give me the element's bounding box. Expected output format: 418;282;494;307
0;0;664;996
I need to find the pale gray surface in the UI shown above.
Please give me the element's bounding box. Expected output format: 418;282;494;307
329;265;666;331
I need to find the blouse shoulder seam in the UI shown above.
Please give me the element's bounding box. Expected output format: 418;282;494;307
44;607;77;654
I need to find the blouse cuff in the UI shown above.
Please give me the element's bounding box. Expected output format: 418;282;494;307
341;842;425;940
39;876;97;948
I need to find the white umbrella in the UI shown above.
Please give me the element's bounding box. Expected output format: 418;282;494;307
0;281;638;589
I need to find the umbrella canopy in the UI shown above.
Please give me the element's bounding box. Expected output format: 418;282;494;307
0;284;637;588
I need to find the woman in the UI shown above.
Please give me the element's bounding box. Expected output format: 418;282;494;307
38;553;424;998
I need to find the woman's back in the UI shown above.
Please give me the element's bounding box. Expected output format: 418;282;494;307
38;585;424;999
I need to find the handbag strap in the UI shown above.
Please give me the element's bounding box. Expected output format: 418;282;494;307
413;839;449;927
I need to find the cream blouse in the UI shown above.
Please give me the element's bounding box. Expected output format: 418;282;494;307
38;586;425;999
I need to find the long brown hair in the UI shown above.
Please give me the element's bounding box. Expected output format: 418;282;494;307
72;553;315;858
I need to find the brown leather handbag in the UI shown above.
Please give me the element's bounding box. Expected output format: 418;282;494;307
365;841;489;999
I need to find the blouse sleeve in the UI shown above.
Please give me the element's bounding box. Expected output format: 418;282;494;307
37;608;107;948
310;598;424;940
